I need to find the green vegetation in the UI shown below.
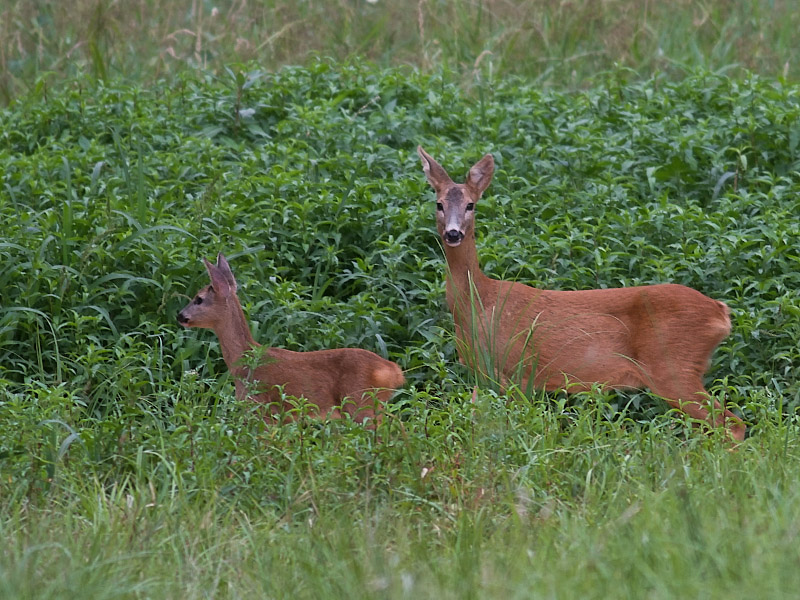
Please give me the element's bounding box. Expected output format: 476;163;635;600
2;0;800;594
2;61;799;597
2;0;800;104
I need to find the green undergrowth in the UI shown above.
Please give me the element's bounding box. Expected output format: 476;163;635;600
1;62;800;596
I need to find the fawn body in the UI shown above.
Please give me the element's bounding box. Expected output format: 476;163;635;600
178;254;404;423
417;146;745;441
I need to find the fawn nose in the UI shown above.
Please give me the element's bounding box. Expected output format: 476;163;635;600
444;229;464;246
177;311;188;325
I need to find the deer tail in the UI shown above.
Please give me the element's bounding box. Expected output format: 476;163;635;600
371;362;405;391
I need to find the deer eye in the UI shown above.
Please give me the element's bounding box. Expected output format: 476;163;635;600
194;297;203;305
466;203;475;211
436;202;444;212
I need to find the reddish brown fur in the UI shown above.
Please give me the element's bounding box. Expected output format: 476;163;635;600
177;254;404;424
417;146;744;441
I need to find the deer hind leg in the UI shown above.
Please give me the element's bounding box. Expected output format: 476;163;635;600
325;406;344;420
337;388;386;427
651;375;745;442
356;363;405;426
354;394;381;426
362;386;399;426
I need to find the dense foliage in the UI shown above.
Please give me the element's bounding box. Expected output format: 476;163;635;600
2;62;798;405
1;62;799;597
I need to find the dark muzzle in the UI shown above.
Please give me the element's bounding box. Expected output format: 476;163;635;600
444;229;464;246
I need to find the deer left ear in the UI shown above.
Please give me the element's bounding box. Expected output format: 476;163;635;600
465;153;494;197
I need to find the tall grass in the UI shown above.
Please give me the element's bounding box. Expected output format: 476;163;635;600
3;387;800;598
2;0;799;104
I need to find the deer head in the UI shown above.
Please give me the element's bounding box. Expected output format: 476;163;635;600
177;253;238;329
417;146;494;247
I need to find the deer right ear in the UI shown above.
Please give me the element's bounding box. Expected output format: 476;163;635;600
204;257;232;297
417;146;453;192
215;253;238;292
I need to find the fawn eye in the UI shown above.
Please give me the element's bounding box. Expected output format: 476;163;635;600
194;297;203;305
466;203;475;211
436;202;444;212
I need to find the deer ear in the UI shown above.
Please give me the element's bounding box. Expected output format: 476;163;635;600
465;153;494;197
204;256;232;297
215;253;238;292
417;146;453;192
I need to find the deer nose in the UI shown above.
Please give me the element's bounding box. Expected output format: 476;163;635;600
444;229;464;245
177;311;188;325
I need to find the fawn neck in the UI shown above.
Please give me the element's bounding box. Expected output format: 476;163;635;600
214;296;260;375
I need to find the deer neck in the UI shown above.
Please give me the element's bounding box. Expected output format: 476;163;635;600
443;231;493;322
213;296;259;376
443;231;489;294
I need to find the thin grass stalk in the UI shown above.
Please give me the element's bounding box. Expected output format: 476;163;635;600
61;156;73;266
136;135;146;225
110;128;131;206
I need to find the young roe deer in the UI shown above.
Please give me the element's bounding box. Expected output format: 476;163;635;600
177;253;405;424
417;146;745;441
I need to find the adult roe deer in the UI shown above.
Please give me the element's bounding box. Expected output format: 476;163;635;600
177;253;404;424
417;146;745;441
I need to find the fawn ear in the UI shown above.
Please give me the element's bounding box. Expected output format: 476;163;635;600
465;153;494;198
203;256;233;297
417;146;453;192
215;253;238;292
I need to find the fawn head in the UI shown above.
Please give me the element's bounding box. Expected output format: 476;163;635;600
177;253;238;329
417;146;494;248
